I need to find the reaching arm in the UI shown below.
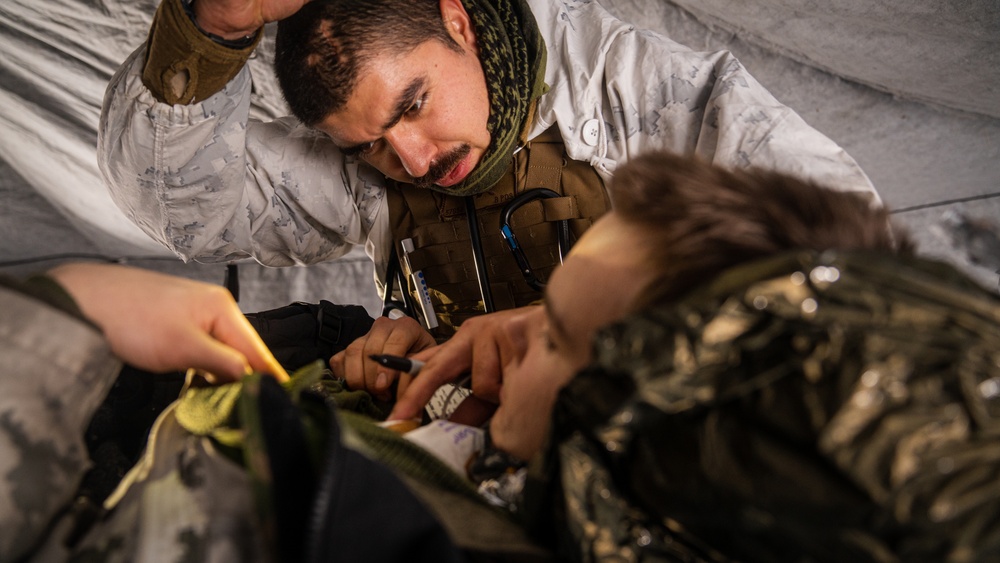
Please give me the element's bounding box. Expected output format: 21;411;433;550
389;307;532;422
99;0;387;267
329;315;437;402
48;263;288;381
0;262;286;561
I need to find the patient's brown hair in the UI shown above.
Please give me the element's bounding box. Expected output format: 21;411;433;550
610;152;913;308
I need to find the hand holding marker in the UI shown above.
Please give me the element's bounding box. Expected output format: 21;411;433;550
373;354;477;425
370;354;424;375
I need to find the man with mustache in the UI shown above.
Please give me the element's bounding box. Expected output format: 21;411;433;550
98;0;880;396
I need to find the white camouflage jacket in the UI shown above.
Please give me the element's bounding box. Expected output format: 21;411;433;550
98;0;878;296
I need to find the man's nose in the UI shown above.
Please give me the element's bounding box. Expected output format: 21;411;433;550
385;126;433;179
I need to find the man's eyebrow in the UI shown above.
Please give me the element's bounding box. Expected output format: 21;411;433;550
381;77;426;131
543;296;572;347
336;77;426;155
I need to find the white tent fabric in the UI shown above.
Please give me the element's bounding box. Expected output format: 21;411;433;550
1;0;998;314
655;0;999;118
0;0;287;250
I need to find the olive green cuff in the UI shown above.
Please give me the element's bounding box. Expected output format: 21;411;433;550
141;0;262;105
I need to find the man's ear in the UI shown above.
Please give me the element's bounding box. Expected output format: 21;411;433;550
439;0;477;52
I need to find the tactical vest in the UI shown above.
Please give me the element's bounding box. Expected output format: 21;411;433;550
387;128;610;338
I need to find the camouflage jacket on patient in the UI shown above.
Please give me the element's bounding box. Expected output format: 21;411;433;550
0;276;277;563
527;250;1000;563
0;276;542;563
0;280;124;562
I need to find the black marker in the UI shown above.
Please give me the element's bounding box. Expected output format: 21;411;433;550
369;354;424;375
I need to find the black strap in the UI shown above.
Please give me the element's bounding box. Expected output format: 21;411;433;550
382;245;414;318
245;301;375;372
466;196;496;313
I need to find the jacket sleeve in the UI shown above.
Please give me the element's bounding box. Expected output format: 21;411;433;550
97;2;389;267
0;280;122;561
530;0;880;204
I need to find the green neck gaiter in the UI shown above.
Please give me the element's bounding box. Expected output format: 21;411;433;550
431;0;547;197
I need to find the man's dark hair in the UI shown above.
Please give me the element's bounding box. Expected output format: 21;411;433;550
275;0;462;127
610;151;913;309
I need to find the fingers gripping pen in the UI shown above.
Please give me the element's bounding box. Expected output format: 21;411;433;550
369;354;424;375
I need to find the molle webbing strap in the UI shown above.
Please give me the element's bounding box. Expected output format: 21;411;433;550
522;127;564;193
406;233;567;276
407;198;576;254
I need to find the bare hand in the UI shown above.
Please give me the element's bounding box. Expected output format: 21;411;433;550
48;263;288;382
389;306;536;421
192;0;312;40
330;316;436;401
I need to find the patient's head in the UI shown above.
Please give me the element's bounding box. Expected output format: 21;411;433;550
613;152;909;308
490;151;911;460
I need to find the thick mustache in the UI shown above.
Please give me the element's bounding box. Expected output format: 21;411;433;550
412;144;472;189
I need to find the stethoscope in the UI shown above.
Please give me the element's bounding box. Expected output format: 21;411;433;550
469;187;574;313
499;188;572;292
382;187;573;318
